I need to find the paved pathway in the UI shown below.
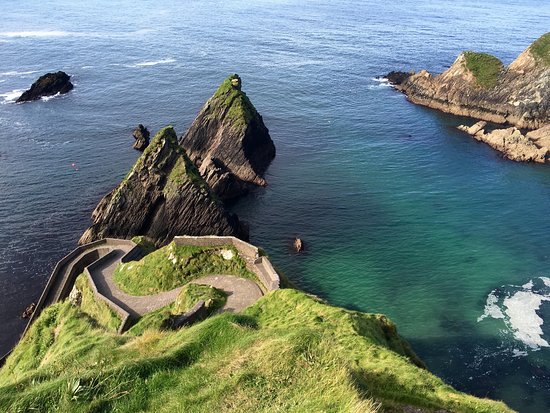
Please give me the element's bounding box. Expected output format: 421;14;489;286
88;246;264;317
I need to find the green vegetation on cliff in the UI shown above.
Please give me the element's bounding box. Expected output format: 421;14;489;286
463;51;504;88
530;32;550;66
74;274;121;332
210;74;258;128
0;288;512;413
113;242;255;295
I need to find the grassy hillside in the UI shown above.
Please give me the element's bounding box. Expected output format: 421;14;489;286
463;51;504;88
0;288;513;412
530;32;550;66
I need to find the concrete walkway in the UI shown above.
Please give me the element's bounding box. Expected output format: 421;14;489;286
88;246;264;318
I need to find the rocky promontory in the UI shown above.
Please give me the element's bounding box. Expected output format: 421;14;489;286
16;71;73;103
389;32;549;130
180;74;276;200
79;126;247;246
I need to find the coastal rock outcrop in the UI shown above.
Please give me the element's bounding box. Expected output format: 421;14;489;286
180;74;276;200
79;126;247;246
458;121;550;163
132;124;150;151
389;32;550;130
16;71;73;103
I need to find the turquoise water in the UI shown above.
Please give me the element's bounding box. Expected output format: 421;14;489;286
1;1;549;411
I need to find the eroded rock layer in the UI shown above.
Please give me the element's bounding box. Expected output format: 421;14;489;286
79;126;247;246
180;74;276;200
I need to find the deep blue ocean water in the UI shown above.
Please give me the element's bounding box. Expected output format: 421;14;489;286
1;1;549;411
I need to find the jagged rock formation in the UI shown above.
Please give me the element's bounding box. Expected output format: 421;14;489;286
132;124;150;151
389;32;550;130
16;71;73;103
180;74;276;200
79;126;247;246
458;121;550;163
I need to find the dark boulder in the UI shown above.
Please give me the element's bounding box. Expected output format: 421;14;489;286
132;124;150;151
385;71;412;86
16;71;73;103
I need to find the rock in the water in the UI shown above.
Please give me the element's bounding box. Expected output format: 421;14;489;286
79;126;248;246
386;71;412;86
16;71;73;103
21;303;36;319
132;124;150;151
293;237;304;252
180;74;276;200
458;122;550;163
391;32;550;130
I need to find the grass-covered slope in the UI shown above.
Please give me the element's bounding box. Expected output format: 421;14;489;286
530;32;550;66
463;51;504;88
113;241;255;295
0;289;513;413
210;74;258;129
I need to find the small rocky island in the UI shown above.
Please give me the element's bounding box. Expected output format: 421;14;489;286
80;74;275;246
16;71;73;103
388;32;549;163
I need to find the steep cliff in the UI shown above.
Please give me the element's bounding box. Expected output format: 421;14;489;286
79;126;247;246
390;32;550;130
180;74;276;200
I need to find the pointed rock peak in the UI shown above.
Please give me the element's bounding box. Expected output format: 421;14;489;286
181;74;276;201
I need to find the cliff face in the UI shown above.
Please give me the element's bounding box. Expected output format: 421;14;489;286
180;74;276;200
391;32;550;130
79;126;247;246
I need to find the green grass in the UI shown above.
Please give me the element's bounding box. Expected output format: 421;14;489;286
0;289;513;413
131;235;157;255
74;274;121;332
128;284;227;336
530;32;550;66
113;242;256;295
463;51;504;88
210;74;258;129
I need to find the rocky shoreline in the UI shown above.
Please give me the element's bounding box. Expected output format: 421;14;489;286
388;32;549;163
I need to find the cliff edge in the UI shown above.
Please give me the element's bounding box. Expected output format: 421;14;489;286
180;74;276;200
390;32;550;130
79;126;247;246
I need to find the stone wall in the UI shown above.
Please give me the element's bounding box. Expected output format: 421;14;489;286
173;235;280;291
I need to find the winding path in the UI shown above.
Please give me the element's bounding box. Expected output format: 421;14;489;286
88;245;263;318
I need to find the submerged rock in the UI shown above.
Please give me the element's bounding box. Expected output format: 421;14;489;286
132;124;150;151
180;74;276;200
16;71;73;103
391;32;550;130
79;126;247;246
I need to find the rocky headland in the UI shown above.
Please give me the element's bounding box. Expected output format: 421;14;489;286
16;71;73;103
389;32;550;162
180;74;276;200
79;126;247;246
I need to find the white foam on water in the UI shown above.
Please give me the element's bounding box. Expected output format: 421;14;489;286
0;30;70;38
0;70;40;77
512;349;528;358
504;290;549;349
477;290;505;322
41;93;61;102
371;77;389;82
0;89;24;104
127;58;176;68
541;277;550;287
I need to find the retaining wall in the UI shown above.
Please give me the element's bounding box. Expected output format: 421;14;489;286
173;236;280;292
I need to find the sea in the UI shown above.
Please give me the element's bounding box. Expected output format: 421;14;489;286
1;1;549;411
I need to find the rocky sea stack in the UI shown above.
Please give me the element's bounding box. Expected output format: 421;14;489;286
79;126;247;246
389;32;550;130
132;124;150;151
180;74;276;200
16;71;73;103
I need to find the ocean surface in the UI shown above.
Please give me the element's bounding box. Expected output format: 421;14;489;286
1;1;549;411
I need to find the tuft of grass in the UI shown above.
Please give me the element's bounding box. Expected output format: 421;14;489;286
131;236;157;256
113;242;256;295
210;74;258;129
530;32;550;66
128;284;227;336
463;51;504;88
74;274;121;332
0;289;513;413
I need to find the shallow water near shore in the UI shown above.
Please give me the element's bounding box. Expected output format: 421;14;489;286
1;1;550;411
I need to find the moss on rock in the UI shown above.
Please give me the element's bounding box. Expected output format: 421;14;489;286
463;51;503;88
